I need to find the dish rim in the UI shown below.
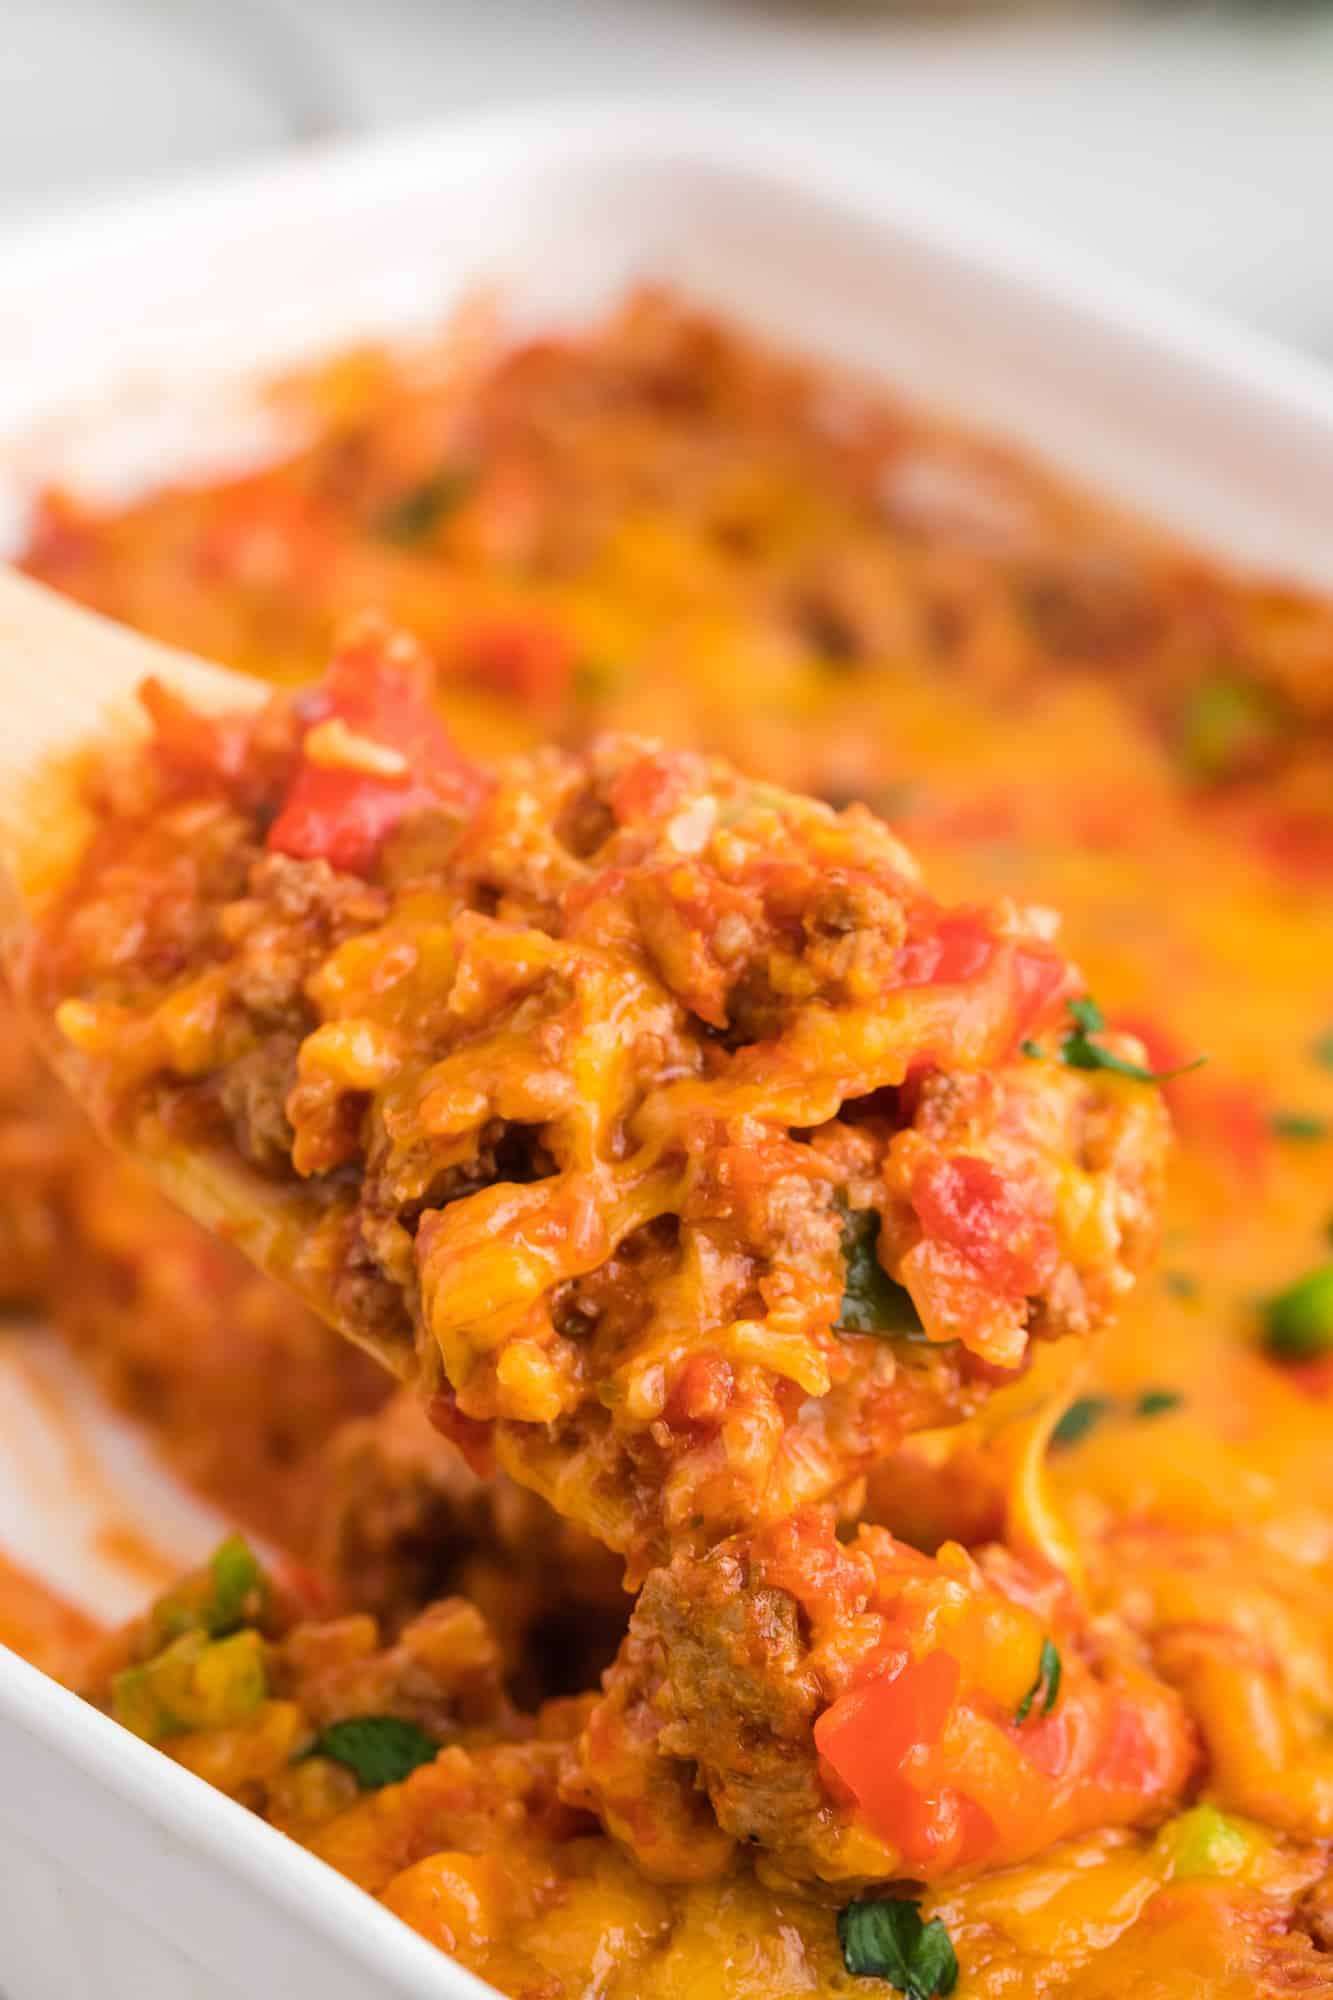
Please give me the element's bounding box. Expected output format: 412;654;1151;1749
2;93;1333;2000
5;93;1333;427
0;1641;486;1996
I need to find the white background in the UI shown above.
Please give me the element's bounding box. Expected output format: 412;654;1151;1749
3;0;1332;357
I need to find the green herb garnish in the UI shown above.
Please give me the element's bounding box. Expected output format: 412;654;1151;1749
1015;1637;1062;1724
312;1715;439;1789
1164;1271;1199;1300
836;1202;923;1336
1264;1263;1333;1360
148;1534;268;1648
207;1534;268;1634
1176;674;1283;784
837;1898;958;1996
1313;1032;1333;1073
1271;1112;1329;1142
111;1628;267;1743
1134;1387;1183;1419
1054;1388;1183;1445
1050;1395;1112;1450
376;464;474;545
1053;997;1205;1085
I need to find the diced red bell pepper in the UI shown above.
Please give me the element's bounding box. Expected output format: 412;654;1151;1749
268;627;487;875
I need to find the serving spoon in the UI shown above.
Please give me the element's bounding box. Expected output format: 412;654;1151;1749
0;560;1160;1512
0;566;415;1380
0;565;262;889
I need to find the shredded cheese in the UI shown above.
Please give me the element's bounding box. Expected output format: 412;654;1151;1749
303;717;409;780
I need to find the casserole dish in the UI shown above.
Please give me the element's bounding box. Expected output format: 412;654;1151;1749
2;99;1333;2000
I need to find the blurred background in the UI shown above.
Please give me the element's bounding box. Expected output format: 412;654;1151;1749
5;0;1332;356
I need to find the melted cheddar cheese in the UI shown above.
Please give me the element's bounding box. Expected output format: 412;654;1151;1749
8;289;1333;1996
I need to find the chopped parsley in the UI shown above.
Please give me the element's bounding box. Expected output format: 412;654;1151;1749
148;1533;267;1648
1015;1637;1062;1723
1176;674;1283;784
1052;1388;1183;1447
836;1201;923;1336
207;1535;267;1635
1053;997;1205;1084
1050;1395;1112;1451
837;1898;958;1996
1314;1031;1333;1073
312;1715;440;1789
1271;1112;1329;1143
1264;1263;1333;1360
376;463;474;545
1133;1387;1183;1419
1053;1388;1185;1448
1164;1271;1199;1300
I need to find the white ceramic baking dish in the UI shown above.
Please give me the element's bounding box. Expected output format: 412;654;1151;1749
3;98;1333;2000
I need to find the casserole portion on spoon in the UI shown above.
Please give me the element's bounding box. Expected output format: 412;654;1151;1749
7;596;1170;1575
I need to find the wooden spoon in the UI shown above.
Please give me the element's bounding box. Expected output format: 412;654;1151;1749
0;569;411;1378
0;566;261;896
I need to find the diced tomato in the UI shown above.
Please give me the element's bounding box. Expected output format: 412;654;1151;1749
426;1387;497;1478
762;1510;899;1625
900;924;1065;1044
667;1353;735;1427
1096;1693;1159;1795
817;1649;959;1772
607;751;695;828
1010;943;1070;1041
954;1793;1001;1865
1005;1702;1073;1781
815;1651;991;1871
896;911;995;987
911;1154;1057;1298
453;613;576;705
268;625;487;874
